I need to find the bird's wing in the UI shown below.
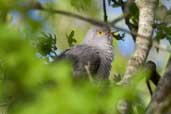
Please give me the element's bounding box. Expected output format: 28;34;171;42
96;56;112;80
56;45;101;78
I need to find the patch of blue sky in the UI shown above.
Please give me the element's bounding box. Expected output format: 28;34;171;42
28;10;44;21
42;22;54;33
161;0;171;9
118;34;134;56
39;0;54;4
106;3;135;56
39;0;48;4
10;10;21;25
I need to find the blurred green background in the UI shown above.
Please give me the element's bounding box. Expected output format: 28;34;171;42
0;0;165;114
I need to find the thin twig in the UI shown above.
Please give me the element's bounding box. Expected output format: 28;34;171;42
84;62;94;82
110;14;125;25
146;80;153;96
30;2;108;28
29;1;148;38
103;0;108;22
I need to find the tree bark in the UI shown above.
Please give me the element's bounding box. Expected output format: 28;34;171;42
121;0;156;84
146;57;171;114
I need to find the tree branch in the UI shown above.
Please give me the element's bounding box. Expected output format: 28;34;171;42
120;0;138;41
24;1;149;40
121;0;156;84
145;61;161;96
146;56;171;114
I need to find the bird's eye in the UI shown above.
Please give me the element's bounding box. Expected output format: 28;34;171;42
97;31;104;36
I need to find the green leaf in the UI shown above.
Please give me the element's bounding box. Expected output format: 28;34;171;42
66;30;77;47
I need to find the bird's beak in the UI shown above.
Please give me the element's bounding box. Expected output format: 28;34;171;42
106;31;118;36
111;31;125;41
111;31;119;36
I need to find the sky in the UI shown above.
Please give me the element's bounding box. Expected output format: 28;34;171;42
106;2;135;56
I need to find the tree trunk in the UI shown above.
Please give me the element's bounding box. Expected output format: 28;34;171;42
121;0;156;84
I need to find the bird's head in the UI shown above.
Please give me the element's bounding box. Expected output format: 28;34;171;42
83;27;113;44
83;27;115;48
83;27;116;50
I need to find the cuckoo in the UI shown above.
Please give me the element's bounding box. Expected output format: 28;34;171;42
57;27;115;80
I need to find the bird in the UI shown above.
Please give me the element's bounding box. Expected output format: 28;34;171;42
56;27;115;80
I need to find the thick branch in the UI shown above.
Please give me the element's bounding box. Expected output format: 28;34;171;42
145;61;161;95
121;0;156;84
146;57;171;114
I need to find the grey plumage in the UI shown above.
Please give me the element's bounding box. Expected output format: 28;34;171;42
57;27;114;80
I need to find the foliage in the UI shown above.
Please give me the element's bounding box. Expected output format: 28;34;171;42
70;0;98;15
1;0;171;114
33;33;57;57
66;30;77;47
154;4;171;44
0;23;147;114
